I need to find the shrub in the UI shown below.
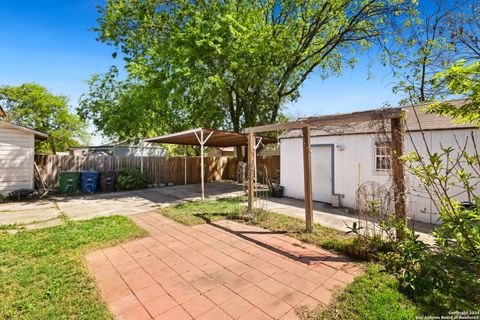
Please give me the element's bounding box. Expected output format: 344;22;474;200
348;196;480;312
382;226;429;292
344;199;397;260
383;226;479;314
115;167;148;190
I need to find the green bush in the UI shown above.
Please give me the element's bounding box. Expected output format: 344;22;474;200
383;226;480;314
115;167;149;190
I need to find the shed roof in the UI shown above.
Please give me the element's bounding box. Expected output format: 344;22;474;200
0;120;48;140
145;128;277;147
280;100;477;139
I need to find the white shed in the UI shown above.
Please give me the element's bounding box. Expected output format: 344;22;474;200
0;119;48;195
279;101;479;224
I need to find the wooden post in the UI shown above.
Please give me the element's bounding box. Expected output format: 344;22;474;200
302;127;313;232
184;145;188;185
391;117;406;239
247;132;255;211
200;129;205;201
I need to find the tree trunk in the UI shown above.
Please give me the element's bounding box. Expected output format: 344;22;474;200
419;55;427;102
235;145;246;162
50;141;57;155
227;87;245;162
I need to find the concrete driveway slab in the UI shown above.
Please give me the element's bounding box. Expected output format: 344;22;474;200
0;204;60;225
0;181;243;227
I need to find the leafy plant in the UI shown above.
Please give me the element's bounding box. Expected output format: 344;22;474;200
115;167;148;191
403;137;480;265
346;221;364;235
382;226;429;292
388;59;480;313
426;60;480;125
383;224;479;313
347;194;398;260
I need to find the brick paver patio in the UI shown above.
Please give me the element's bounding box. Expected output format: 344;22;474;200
85;212;362;319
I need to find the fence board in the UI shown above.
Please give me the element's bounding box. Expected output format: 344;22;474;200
34;155;280;189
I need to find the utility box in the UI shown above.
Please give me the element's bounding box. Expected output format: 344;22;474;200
332;194;341;208
59;172;80;194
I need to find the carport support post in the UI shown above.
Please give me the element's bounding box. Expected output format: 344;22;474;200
194;129;214;201
302;126;313;232
391;117;406;240
247;132;255;211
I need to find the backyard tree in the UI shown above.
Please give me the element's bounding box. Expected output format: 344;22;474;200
392;0;480;103
0;83;90;154
447;0;480;62
80;0;415;157
426;60;480;123
391;0;457;102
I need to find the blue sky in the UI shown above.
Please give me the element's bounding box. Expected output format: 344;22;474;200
1;0;401;142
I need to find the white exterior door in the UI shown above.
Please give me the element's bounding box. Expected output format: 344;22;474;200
312;145;333;203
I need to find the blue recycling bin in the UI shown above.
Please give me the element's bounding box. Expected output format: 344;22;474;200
80;171;99;193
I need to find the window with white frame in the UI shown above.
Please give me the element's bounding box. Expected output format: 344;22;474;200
374;141;391;172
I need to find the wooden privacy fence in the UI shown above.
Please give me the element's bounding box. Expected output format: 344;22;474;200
34;155;280;188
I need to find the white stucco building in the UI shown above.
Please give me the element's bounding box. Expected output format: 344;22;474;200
279;101;479;224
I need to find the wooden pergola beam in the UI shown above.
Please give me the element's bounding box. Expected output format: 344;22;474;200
306;108;403;127
246;121;313;134
246;108;403;134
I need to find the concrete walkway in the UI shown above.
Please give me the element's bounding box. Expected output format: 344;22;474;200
86;212;362;320
0;182;243;229
265;198;356;232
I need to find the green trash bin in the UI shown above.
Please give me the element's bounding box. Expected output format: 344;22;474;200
59;172;80;194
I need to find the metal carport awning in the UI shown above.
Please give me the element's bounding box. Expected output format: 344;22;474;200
145;128;276;200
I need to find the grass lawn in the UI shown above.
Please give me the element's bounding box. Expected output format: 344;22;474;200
161;198;354;252
160;198;418;320
161;197;239;225
0;216;146;319
299;264;417;319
